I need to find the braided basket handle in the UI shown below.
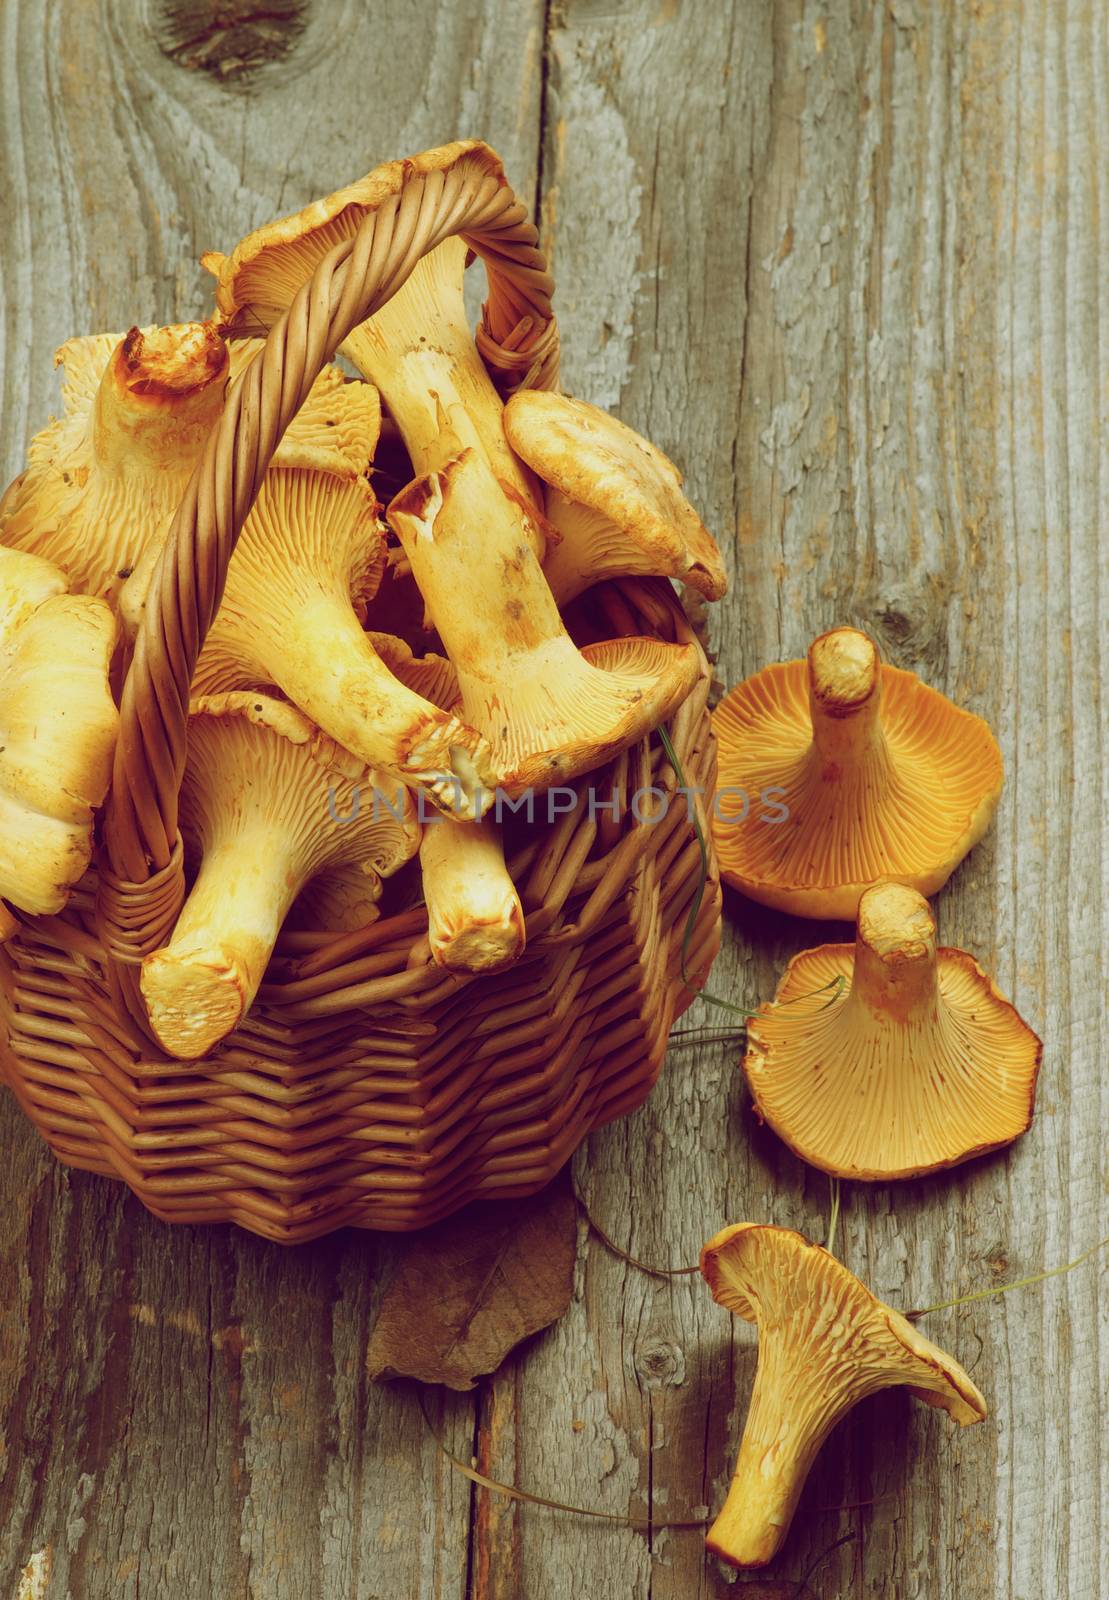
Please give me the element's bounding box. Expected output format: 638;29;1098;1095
98;149;559;1026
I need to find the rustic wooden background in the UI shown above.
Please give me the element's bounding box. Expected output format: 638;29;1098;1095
2;0;1105;1595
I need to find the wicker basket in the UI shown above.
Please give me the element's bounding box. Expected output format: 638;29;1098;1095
0;153;722;1240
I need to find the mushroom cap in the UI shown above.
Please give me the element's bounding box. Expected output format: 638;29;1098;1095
0;547;118;914
504;390;727;601
190;468;387;694
711;628;1004;918
701;1223;986;1423
203;142;506;325
3;324;229;602
700;1221;987;1568
744;883;1042;1180
227;340;381;475
704;1222;979;1414
366;630;459;711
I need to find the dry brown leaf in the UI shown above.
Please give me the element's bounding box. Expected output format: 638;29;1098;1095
366;1168;577;1390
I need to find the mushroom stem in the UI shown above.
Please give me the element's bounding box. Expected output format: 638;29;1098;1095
91;323;227;472
707;1335;832;1568
345;238;541;533
846;880;940;1022
807;628;886;771
420;817;525;973
257;592;492;819
388;450;699;793
141;825;301;1059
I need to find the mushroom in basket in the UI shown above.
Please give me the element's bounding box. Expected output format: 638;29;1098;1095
120;364;496;821
701;1223;986;1569
710;628;1003;918
140;692;419;1060
743;881;1042;1180
201;143;543;546
387;447;702;794
1;323;228;605
503;389;727;604
372;632;525;974
0;547;118;917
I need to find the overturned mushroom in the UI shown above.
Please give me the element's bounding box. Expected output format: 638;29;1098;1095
701;1223;987;1569
139;452;496;819
3;323;228;603
0;547;118;914
744;881;1041;1180
372;631;526;973
504;389;727;603
388;449;700;794
117;355;381;635
711;628;1004;918
140;693;419;1059
202;143;543;544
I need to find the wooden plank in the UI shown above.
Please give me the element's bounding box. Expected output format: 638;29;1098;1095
2;0;1106;1597
474;1;1106;1597
0;2;545;1596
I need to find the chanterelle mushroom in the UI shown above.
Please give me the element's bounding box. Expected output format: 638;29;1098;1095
140;693;419;1059
372;631;525;973
388;449;701;793
744;881;1042;1180
2;323;228;604
503;389;727;604
0;547;118;914
711;628;1004;918
202;142;543;545
701;1223;987;1569
119;365;496;819
118;354;381;635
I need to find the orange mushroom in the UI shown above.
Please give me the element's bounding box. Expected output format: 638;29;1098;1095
2;323;227;605
701;1222;987;1569
711;628;1003;918
202;142;543;548
744;882;1042;1180
503;389;726;603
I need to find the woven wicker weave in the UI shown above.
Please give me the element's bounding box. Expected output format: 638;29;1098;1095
0;145;721;1240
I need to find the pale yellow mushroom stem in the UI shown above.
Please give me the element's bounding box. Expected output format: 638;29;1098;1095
345;236;543;547
143;825;301;1059
420;817;525;973
388;449;699;794
807;627;887;771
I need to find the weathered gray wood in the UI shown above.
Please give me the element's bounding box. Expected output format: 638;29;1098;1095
521;1;1106;1597
2;0;1106;1596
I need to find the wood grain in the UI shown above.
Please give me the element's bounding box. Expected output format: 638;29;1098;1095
1;0;1105;1596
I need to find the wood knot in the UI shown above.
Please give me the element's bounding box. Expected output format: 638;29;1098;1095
634;1337;686;1389
154;0;309;82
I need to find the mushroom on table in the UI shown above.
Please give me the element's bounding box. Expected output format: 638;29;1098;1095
701;1222;987;1569
710;627;1004;918
743;881;1042;1180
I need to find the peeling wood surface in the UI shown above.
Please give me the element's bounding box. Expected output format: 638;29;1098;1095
1;0;1105;1596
